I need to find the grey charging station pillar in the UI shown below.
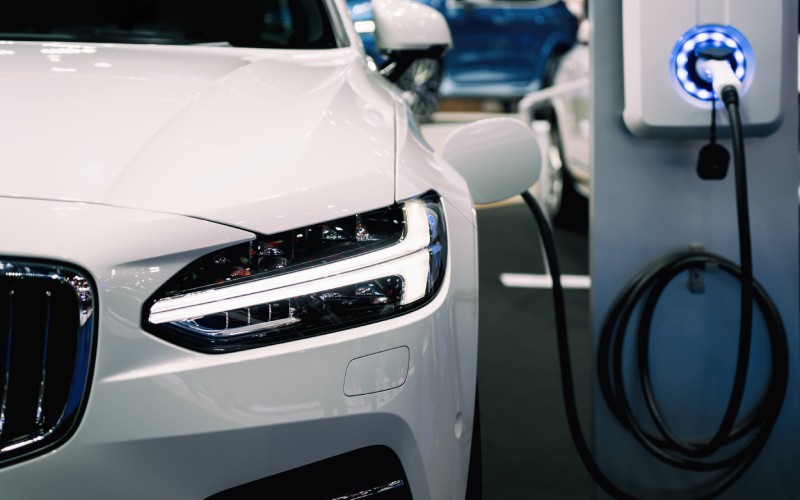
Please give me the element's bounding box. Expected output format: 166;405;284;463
591;0;799;497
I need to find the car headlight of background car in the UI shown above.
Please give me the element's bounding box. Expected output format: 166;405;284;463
143;193;446;353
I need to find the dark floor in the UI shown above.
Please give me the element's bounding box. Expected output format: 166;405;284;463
476;202;594;499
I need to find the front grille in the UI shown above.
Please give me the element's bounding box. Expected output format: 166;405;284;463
0;259;95;467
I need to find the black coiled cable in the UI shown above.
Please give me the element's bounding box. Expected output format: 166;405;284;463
522;86;788;499
598;250;788;497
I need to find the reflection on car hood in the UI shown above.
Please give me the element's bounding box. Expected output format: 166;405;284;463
0;42;396;234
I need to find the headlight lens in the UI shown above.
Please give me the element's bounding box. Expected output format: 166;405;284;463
143;193;446;353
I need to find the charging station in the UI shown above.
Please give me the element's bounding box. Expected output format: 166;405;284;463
590;0;799;497
622;0;784;138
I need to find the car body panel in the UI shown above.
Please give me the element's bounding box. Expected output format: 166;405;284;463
394;104;475;221
0;43;397;236
348;0;578;98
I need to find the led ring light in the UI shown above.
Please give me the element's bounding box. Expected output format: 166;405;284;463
671;24;752;103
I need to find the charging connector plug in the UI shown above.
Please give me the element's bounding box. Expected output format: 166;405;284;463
696;59;742;97
694;44;742;99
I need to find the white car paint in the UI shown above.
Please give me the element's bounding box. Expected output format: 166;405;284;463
0;43;398;235
0;1;501;498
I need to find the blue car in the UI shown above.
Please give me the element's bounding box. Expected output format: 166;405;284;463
348;0;578;118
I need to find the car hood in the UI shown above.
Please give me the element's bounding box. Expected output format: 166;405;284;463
0;42;397;234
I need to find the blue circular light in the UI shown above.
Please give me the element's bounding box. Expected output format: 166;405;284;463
670;24;753;104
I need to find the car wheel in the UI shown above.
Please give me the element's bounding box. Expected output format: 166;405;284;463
396;58;442;124
547;114;588;231
465;388;483;499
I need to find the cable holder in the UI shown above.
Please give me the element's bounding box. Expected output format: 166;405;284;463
697;96;730;180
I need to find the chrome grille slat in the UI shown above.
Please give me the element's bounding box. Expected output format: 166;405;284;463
35;290;52;427
0;289;14;437
0;260;95;467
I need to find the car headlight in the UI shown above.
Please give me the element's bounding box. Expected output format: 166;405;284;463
143;193;446;353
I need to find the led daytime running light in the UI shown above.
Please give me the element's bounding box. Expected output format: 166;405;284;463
149;248;430;325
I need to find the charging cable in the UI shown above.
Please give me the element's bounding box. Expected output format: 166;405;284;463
522;74;788;498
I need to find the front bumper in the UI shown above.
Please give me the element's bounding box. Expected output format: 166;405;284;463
0;197;478;499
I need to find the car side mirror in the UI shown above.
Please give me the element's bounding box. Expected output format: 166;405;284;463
441;118;542;205
372;0;452;82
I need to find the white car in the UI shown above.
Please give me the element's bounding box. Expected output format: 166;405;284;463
0;0;540;498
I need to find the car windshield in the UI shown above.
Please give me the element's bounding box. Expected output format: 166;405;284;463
0;0;340;49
